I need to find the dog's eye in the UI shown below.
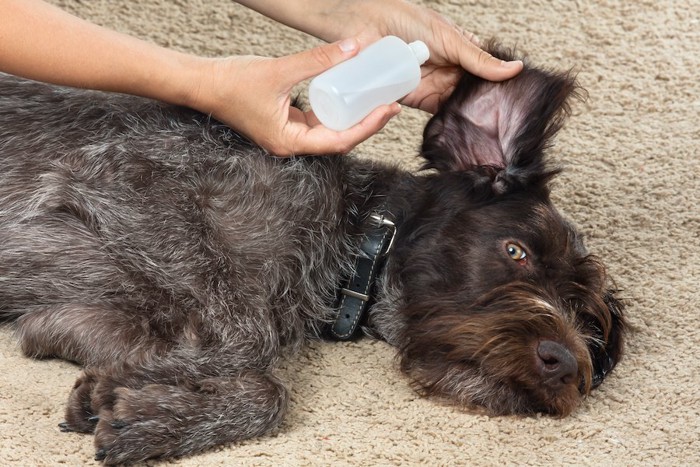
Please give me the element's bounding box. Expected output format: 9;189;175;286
506;243;527;262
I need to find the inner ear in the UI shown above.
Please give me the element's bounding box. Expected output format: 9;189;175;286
454;84;509;167
421;76;507;173
441;81;532;169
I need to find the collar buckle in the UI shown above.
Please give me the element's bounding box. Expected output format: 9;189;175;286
369;213;397;256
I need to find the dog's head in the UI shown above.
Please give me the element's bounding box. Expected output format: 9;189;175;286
375;46;625;416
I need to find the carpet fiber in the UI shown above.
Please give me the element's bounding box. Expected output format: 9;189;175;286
1;0;698;464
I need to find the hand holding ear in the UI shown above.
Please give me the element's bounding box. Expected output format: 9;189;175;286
351;1;524;114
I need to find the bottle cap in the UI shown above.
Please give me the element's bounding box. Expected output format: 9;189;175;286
408;41;430;65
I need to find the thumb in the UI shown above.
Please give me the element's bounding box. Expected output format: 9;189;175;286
460;42;523;81
277;38;360;84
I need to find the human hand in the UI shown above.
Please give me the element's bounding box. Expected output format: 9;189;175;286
316;0;524;114
186;39;400;157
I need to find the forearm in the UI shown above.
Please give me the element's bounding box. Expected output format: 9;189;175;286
0;0;201;106
235;0;382;42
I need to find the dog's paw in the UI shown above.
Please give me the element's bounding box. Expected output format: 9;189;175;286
61;372;100;433
89;374;289;464
62;370;122;434
92;385;192;464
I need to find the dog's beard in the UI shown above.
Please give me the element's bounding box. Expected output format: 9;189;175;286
396;282;612;416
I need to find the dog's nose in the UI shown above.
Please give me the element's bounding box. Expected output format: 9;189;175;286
536;340;578;388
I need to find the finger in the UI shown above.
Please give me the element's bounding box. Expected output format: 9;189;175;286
459;42;523;81
292;103;401;156
460;29;481;47
276;38;361;85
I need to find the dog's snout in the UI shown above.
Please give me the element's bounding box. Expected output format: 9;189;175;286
536;340;578;388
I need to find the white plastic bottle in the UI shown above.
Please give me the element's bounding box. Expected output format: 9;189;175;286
309;36;430;131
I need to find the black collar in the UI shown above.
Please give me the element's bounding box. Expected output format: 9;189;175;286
324;210;397;341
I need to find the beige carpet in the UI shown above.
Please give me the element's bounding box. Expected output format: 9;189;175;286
1;0;699;465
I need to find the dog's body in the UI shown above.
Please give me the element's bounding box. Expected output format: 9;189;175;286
0;48;624;464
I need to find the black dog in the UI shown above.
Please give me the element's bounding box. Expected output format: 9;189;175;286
0;47;624;464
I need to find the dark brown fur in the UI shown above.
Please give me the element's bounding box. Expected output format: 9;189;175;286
0;46;625;464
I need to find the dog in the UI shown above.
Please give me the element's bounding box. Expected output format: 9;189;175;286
0;46;625;464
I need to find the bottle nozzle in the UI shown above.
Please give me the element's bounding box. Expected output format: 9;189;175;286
408;40;430;65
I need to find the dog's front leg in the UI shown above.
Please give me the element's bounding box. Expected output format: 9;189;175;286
61;349;289;464
93;371;287;464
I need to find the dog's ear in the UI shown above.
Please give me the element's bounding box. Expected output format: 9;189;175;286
421;45;581;192
590;290;626;388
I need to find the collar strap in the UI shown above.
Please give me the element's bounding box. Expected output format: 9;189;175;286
326;212;397;340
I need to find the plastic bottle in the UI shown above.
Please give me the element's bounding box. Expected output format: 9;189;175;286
309;36;430;131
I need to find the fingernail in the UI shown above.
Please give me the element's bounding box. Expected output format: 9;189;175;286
501;60;523;68
339;38;358;54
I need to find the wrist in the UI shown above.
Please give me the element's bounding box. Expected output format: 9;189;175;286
140;49;209;110
315;0;407;43
166;56;233;120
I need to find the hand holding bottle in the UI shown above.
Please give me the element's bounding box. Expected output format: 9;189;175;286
189;39;401;156
310;36;429;131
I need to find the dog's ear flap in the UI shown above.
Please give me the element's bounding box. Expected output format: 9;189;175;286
421;46;581;190
590;290;626;388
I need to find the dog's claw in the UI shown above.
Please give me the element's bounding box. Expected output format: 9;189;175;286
94;448;107;461
87;415;100;423
58;421;73;432
111;420;129;429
